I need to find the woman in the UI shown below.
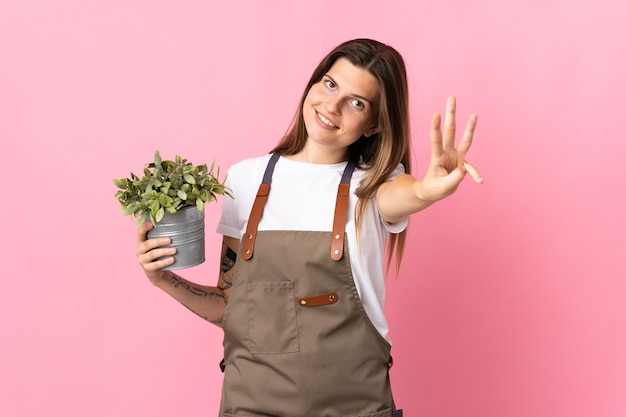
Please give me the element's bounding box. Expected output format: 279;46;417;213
135;39;482;417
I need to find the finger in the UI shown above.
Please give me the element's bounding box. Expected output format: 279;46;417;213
135;222;171;257
142;254;176;272
443;96;456;150
137;221;153;244
430;112;443;158
138;246;177;268
136;235;172;257
464;161;484;184
437;166;465;197
457;114;478;156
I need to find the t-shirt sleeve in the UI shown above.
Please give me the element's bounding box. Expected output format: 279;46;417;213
215;169;243;239
381;163;409;234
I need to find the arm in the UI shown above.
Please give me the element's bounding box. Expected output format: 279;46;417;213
136;221;240;327
376;96;483;223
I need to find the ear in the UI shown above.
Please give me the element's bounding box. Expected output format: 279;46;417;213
364;124;382;137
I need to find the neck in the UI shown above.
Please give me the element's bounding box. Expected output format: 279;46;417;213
286;141;349;164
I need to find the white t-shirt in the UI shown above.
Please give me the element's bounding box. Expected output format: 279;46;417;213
216;154;409;342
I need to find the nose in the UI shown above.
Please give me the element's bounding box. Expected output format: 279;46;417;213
325;96;341;115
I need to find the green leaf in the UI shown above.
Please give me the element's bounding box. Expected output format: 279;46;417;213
183;174;196;185
126;202;139;214
136;215;146;228
177;190;187;200
196;198;204;211
155;207;165;222
112;178;126;189
158;193;171;206
162;160;174;172
154;150;162;166
150;199;160;216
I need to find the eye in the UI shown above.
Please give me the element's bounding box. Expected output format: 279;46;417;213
350;99;365;110
324;78;336;89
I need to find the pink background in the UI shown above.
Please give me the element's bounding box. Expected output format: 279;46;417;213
1;1;625;416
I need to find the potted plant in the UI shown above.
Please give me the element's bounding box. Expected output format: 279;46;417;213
114;150;231;270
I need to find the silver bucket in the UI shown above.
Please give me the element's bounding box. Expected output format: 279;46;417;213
146;206;205;270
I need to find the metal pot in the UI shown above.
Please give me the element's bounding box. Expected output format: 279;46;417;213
146;206;205;270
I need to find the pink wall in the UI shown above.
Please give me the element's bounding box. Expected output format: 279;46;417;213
1;1;624;416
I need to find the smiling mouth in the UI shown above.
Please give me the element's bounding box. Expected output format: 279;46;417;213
317;111;339;128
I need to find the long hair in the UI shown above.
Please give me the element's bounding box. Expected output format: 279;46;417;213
271;39;412;272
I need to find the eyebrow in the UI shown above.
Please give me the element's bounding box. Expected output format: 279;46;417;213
324;74;373;105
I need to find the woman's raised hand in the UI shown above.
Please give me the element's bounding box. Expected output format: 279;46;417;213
416;96;483;202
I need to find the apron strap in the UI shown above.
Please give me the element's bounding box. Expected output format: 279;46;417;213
241;153;356;261
241;153;279;260
330;160;356;261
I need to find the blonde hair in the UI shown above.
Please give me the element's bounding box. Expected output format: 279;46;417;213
271;39;412;271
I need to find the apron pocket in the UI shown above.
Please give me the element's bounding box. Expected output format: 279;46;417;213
246;281;300;354
358;408;395;417
222;409;396;417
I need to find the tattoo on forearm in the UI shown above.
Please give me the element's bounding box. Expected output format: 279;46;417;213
221;247;237;272
170;274;226;324
218;247;236;292
171;274;226;302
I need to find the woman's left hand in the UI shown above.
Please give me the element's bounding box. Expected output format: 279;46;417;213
416;96;483;202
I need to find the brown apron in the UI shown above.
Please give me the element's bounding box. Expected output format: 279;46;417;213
219;154;401;417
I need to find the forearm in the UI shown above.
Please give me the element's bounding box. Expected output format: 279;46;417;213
376;174;436;222
154;272;228;327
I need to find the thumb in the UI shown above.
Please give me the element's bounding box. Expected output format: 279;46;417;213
440;167;467;195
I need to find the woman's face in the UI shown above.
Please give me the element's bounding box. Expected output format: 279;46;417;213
302;58;381;159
